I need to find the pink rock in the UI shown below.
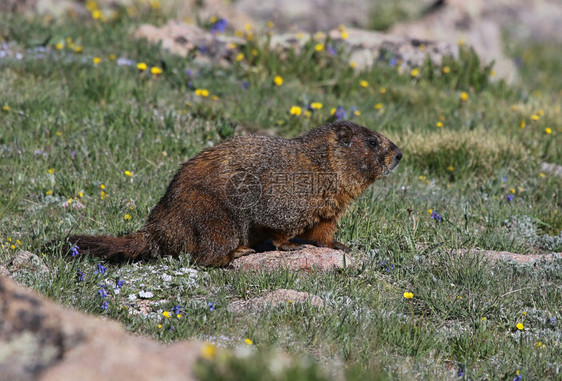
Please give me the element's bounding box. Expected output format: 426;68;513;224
230;246;353;272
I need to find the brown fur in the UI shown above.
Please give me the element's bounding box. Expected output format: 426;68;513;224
64;121;402;266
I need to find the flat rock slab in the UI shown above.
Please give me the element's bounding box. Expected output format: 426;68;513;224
228;289;325;314
0;275;203;381
230;247;353;272
459;249;559;265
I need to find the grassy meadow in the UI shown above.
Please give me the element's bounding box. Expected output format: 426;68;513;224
0;4;561;380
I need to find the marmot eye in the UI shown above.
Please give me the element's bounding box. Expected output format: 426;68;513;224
367;139;379;148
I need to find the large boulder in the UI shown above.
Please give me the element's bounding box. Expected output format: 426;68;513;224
0;276;203;381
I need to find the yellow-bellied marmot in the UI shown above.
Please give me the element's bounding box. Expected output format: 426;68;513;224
65;120;402;266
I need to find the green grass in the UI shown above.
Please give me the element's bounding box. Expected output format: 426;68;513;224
1;8;561;381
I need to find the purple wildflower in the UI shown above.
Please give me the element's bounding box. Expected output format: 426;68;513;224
430;211;443;222
116;279;125;288
70;244;79;257
209;302;215;312
98;287;108;298
101;301;109;310
334;105;346;120
95;264;107;274
389;57;398;67
172;305;181;315
457;367;464;377
327;45;336;56
513;375;522;381
199;45;207;55
240;80;249;90
506;194;514;202
210;18;227;34
185;69;192;77
503;176;507;182
76;268;85;282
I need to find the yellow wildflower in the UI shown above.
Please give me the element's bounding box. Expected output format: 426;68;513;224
380;87;386;94
419;176;427;181
460;91;468;101
2;105;10;111
124;214;131;220
353;110;360;117
124;170;132;176
314;43;325;52
447;166;454;171
100;184;105;189
267;21;274;28
10;244;16;250
530;114;540;121
442;66;451;74
92;9;101;19
537;109;544;116
510;187;516;194
310;102;323;110
48;168;55;174
108;54;116;60
162;311;171;318
137;62;147;71
516;323;524;330
68;198;73;204
100;191;107;200
177;314;182;318
374;103;383;110
520;120;525;129
545;127;552;134
93;57;101;64
410;68;420;77
195;89;209;97
149;0;161;9
330;108;336;116
244;338;253;345
539;172;545;178
427;209;433;214
201;343;216;360
273;75;283;86
251;49;258;56
403;292;414;299
349;61;356;69
235;53;244;62
78;192;83;197
314;31;325;40
304;110;312;118
436;122;443;128
46;190;53;196
481;317;487;321
55;42;64;50
244;23;252;31
151;66;162;75
210;95;219;101
490;70;496;77
289;106;302;116
158;324;162;329
359;80;368;88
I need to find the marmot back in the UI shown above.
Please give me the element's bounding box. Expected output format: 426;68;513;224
64;121;402;266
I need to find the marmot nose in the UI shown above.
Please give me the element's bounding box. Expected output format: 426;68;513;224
395;151;403;161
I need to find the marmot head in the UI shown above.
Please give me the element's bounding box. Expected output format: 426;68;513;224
333;121;402;183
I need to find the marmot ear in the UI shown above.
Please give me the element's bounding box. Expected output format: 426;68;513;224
336;124;353;147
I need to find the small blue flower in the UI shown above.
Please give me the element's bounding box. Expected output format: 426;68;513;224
76;268;85;282
70;244;79;257
506;194;514;202
431;211;443;222
513;375;522;381
95;264;107;274
210;18;227;34
199;45;207;55
172;305;181;315
240;81;249;90
116;279;125;288
185;69;192;77
334;105;346;121
389;57;398;67
327;45;336;56
98;287;108;298
503;176;507;182
457;367;464;377
101;301;109;310
209;302;215;312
